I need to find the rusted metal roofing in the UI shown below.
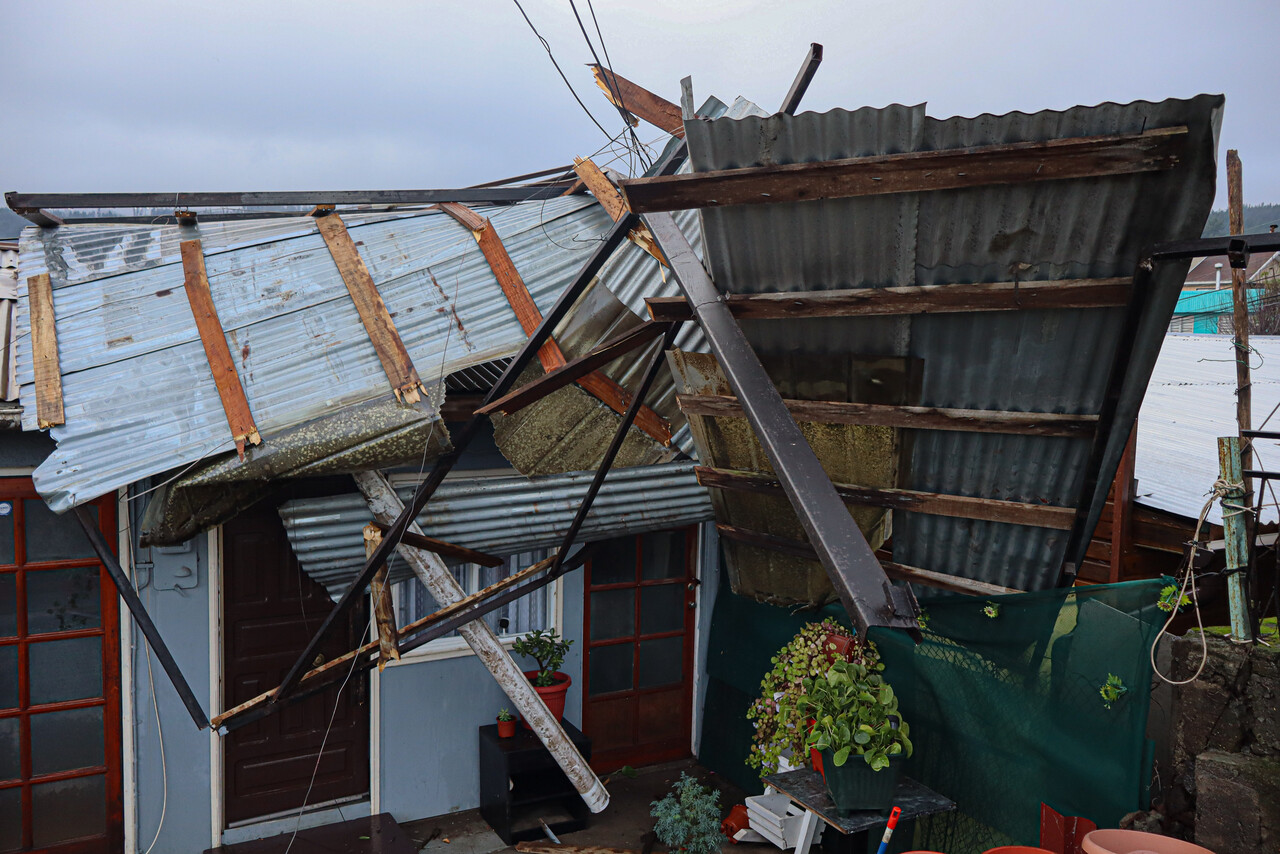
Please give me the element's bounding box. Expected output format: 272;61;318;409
680;95;1223;593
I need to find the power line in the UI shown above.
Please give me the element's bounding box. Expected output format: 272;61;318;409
511;0;615;144
567;0;652;172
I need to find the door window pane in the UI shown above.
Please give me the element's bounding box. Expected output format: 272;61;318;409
588;643;633;696
0;717;17;781
590;538;637;585
0;646;15;710
29;637;102;705
27;566;101;634
0;506;13;566
23;500;97;563
638;636;684;689
31;706;104;775
641;530;685;580
0;574;13;637
640;585;685;635
589;589;634;641
0;786;20;853
32;775;106;846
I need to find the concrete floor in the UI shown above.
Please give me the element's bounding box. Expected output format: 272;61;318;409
402;760;756;854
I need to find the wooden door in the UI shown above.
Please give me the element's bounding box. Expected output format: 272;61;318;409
582;528;696;771
221;508;368;826
0;480;122;854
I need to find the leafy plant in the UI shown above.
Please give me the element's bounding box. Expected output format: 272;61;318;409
496;707;515;722
786;659;912;771
1157;584;1191;613
650;773;722;854
1099;673;1128;710
512;628;573;687
745;620;880;774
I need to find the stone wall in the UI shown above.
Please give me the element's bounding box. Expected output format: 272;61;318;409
1165;634;1280;853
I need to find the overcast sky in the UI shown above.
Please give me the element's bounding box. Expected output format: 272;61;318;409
3;0;1278;209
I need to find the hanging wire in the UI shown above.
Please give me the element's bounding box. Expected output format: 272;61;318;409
567;0;653;173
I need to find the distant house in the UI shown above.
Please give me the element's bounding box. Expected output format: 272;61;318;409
1167;287;1263;333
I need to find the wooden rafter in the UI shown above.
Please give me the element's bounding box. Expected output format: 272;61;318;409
26;273;65;429
179;240;261;457
619;126;1188;213
645;277;1132;322
572;157;667;265
371;521;502;567
364;525;401;669
590;65;684;137
679;393;1096;439
438;202;672;445
696;466;1075;530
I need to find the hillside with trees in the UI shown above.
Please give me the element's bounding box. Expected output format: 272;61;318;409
1202;202;1280;236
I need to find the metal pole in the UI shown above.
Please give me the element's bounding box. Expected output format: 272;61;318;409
1217;436;1253;644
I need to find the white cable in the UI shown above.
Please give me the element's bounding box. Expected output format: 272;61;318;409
140;587;168;854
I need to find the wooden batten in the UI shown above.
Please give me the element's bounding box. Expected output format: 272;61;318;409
179;241;261;457
26;273;65;428
678;393;1097;439
572;157;667;265
364;525;401;669
645;278;1133;322
696;466;1075;530
315;213;427;404
371;520;502;567
590;65;684;137
619;126;1188;213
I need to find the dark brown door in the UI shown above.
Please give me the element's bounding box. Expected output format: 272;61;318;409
582;528;696;771
222;507;368;825
0;480;122;854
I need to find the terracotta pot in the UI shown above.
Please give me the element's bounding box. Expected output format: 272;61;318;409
496;717;516;738
1080;829;1214;854
520;670;571;728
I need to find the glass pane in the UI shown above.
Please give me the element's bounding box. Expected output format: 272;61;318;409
32;774;106;846
638;636;684;689
588;643;633;696
27;566;101;635
641;530;685;580
0;717;17;781
0;786;20;853
589;537;637;586
640;585;685;635
589;589;634;641
31;706;104;775
24;500;97;563
29;637;102;705
0;646;15;710
0;574;13;637
0;503;13;565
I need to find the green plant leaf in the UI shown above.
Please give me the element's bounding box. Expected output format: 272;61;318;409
853;730;870;745
833;746;850;766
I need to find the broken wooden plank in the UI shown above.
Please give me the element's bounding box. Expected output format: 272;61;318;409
477;322;670;416
696;466;1075;530
26;273;65;428
439;201;672;445
315;213;427;404
590;65;684;137
619;126;1188;213
364;525;401;669
574;157;667;266
677;393;1096;439
714;523;1021;597
645;278;1133;322
179;241;261;456
371;521;503;567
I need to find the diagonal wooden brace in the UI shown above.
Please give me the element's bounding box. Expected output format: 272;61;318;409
363;524;401;669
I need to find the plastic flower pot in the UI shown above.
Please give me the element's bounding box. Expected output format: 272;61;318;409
520;670;571;729
496;717;516;738
982;848;1056;854
1080;829;1214;854
818;750;904;815
821;633;857;664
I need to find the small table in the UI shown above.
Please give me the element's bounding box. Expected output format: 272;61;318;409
478;721;592;845
761;769;954;854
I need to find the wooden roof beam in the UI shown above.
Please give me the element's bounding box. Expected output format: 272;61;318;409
590;65;684;137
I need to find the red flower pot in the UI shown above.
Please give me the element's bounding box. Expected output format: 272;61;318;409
521;670;571;729
497;718;517;738
821;633;857;665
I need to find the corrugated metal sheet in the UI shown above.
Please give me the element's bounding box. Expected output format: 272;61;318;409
681;96;1222;593
1136;334;1280;525
277;461;713;598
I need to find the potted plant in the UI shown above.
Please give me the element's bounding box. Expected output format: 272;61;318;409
651;773;722;854
746;619;878;776
787;659;912;815
496;707;516;738
511;628;574;725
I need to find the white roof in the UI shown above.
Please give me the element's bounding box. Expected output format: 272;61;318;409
1136;334;1280;525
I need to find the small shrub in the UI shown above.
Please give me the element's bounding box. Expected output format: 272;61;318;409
651;773;722;854
496;708;515;722
512;628;573;687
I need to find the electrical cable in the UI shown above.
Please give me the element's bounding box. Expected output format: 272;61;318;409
567;0;651;173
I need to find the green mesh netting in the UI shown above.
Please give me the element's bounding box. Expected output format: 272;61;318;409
699;578;1167;854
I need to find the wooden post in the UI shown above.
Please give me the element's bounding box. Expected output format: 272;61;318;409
364;524;400;669
1217;437;1253;643
352;470;609;813
1227;151;1252;504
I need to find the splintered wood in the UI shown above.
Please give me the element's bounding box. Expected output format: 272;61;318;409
364;524;400;669
572;158;667;266
179;241;261;457
26;273;64;428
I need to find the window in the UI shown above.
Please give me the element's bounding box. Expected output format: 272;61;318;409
389;548;555;662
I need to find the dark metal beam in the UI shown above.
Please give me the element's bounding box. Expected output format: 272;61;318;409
73;506;209;729
1151;231;1280;262
643;212;918;637
780;43;823;115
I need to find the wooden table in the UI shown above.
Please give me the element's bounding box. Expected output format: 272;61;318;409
761;769;954;854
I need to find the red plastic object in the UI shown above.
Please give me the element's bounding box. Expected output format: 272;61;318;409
721;803;750;843
519;670;571;729
983;848;1056;853
1040;803;1098;854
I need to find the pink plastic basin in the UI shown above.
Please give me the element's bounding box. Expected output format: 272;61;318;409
1081;829;1214;854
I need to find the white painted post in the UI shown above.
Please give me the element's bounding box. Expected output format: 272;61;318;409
352;471;609;813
